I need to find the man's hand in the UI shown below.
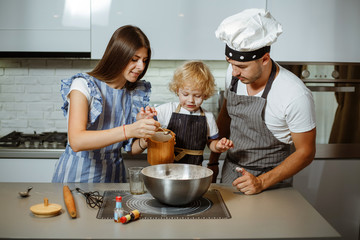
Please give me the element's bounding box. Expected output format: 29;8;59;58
232;167;264;195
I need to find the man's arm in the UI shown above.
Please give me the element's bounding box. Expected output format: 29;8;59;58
261;128;316;185
233;128;316;194
208;99;231;182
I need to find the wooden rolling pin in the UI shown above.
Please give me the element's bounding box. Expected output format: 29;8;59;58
63;185;77;218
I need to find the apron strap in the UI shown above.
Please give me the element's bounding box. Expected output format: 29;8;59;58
175;104;205;116
261;59;277;99
229;76;239;93
175;104;181;113
174;147;204;161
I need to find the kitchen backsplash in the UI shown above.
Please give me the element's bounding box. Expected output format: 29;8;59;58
0;58;228;136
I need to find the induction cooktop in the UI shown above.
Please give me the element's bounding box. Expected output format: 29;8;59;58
97;189;231;220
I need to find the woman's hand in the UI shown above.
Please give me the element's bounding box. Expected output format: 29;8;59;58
136;106;157;120
126;118;160;139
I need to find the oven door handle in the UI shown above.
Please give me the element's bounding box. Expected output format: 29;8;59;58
306;86;355;92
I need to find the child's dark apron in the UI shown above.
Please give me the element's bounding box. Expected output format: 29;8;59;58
167;105;207;165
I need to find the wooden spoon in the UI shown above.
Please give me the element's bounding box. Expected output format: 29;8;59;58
158;127;171;135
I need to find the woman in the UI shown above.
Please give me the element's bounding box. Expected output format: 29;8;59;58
52;25;159;183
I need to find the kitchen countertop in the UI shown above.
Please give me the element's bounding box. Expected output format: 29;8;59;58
1;144;359;160
0;183;340;240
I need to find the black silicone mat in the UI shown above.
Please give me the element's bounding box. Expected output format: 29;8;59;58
97;189;231;219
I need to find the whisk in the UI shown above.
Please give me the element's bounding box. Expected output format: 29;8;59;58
76;187;103;208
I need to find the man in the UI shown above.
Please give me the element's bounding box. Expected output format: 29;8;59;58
208;9;316;195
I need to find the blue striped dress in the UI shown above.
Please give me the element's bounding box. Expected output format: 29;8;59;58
52;73;151;183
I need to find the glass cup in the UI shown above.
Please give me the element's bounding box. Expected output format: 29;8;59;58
128;167;145;195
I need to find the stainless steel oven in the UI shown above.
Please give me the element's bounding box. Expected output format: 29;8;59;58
280;62;360;145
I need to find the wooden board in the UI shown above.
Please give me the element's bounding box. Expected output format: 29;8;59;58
30;198;62;216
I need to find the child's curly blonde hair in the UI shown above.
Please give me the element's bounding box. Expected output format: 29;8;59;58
169;61;216;100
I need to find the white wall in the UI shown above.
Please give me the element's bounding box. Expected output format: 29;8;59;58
0;58;228;135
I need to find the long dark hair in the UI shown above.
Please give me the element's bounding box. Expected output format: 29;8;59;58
88;25;151;90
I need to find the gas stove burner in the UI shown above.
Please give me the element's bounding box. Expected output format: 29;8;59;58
42;131;67;142
124;193;212;216
0;131;22;147
21;132;42;148
42;131;67;149
0;131;67;149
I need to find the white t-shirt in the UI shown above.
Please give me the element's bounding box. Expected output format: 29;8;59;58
66;78;94;126
225;63;316;144
68;78;91;104
155;102;219;140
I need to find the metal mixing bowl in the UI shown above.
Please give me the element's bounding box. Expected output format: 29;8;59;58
141;164;213;206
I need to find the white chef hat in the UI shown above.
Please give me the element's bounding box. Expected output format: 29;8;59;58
215;8;283;62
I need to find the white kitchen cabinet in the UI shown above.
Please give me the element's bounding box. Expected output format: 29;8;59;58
0;0;90;54
90;0;266;60
0;158;57;182
267;0;360;62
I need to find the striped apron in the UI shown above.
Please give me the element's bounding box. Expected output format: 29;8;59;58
221;60;293;187
52;74;150;183
167;105;207;165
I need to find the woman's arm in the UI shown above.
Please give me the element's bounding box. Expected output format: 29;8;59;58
129;138;148;155
68;90;158;152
